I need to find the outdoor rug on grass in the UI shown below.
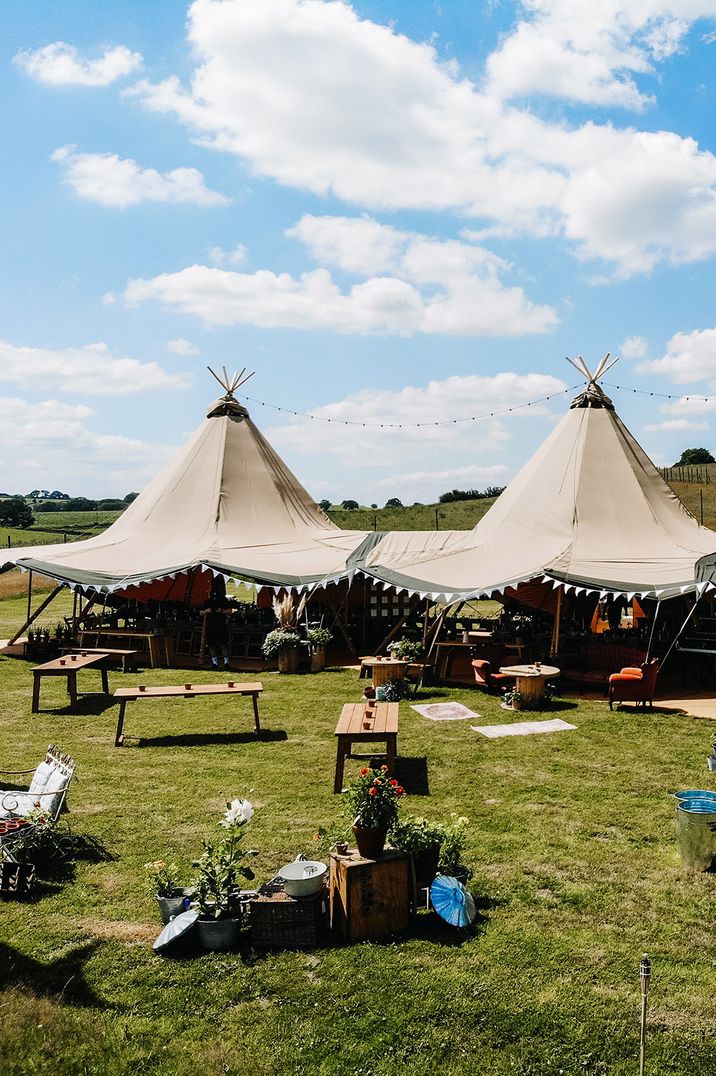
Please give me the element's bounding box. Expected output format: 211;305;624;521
470;718;576;738
412;702;479;722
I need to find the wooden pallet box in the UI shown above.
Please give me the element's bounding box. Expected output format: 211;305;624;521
329;850;410;942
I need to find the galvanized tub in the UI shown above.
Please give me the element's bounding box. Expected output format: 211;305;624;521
675;797;716;871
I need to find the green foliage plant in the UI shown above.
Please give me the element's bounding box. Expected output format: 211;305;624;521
437;814;471;879
261;629;302;658
387;638;423;662
306;627;332;650
346;765;405;829
390;815;444;856
144;859;181;898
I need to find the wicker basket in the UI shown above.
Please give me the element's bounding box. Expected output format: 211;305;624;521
0;861;36;896
249;888;327;949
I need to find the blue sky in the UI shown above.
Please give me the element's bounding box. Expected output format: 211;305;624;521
4;0;716;504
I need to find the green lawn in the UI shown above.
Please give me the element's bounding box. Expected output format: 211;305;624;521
2;637;716;1074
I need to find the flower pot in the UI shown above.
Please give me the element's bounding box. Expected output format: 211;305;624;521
156;888;192;924
197;915;241;951
278;647;299;674
707;756;716;772
512;699;523;712
362;686;375;700
352;823;388;860
310;647;326;673
412;845;441;891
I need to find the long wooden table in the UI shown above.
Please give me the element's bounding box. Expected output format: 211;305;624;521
32;653;111;713
112;680;263;747
334;702;399;793
79;629;168;668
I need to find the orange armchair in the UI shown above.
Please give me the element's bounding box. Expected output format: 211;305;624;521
472;659;514;694
608;659;660;710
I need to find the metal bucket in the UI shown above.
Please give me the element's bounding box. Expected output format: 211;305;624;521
675;802;716;871
674;789;716;802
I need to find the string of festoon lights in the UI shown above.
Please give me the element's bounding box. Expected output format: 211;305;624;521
240;385;581;428
603;381;715;403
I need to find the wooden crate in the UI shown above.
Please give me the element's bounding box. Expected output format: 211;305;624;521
329;850;410;942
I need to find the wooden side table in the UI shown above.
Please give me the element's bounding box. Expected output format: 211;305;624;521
329;850;410;942
333;702;399;793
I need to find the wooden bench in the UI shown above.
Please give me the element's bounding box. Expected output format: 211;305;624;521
61;646;138;672
32;653;111;714
334;702;399;793
79;629;169;668
112;680;263;747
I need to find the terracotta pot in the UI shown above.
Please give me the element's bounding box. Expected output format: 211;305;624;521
196;915;241;951
352;823;388;860
278;647;299;674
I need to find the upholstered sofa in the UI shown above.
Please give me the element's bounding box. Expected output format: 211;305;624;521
559;643;647;690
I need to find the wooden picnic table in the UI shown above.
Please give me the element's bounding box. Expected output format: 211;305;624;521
32;653;111;714
334;701;399;793
112;680;263;747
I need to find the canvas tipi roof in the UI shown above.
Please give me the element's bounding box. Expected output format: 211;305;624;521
356;358;716;600
3;370;368;592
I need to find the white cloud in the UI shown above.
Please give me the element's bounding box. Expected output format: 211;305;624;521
166;338;200;356
14;42;142;87
122;0;716;277
267;371;566;502
52;145;230;208
0;340;190;395
638;328;716;383
0;397;176;497
124;216;558;336
644;418;709;430
209;244;247;265
620;334;648;358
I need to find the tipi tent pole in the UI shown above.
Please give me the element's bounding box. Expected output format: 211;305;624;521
659;596;701;670
26;570;33;625
550;586;563;658
645;601;661;663
8;584;64;645
375;594;420;655
324;589;359;658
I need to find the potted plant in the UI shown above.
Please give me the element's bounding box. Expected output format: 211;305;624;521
504;687;523;712
390;815;445;890
192;798;257;950
144;859;192;924
261;629;303;673
437;814;472;884
345;765;405;860
306;627;332;673
708;742;716;772
387;638;423;663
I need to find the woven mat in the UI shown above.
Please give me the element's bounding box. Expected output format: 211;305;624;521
411;702;479;722
470;718;576;739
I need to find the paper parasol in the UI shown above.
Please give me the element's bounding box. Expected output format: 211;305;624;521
430;874;476;927
153;909;199;954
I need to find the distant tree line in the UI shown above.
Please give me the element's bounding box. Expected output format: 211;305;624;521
438;486;506;504
34;493;138;513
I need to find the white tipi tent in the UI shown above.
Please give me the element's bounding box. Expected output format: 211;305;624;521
356;358;716;601
3;370;368;593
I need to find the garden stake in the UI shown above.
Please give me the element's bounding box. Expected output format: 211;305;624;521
639;953;651;1076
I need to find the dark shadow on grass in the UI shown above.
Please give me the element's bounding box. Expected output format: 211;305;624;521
0;940;105;1008
131;729;288;748
395;756;429;795
13;831;115;895
35;695;118;717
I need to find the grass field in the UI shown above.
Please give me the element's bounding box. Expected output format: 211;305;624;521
2;634;716;1074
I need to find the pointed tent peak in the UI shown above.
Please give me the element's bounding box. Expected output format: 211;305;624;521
206;365;254;419
567;353;618;410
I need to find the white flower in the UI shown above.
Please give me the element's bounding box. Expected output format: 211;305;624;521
219;798;254;828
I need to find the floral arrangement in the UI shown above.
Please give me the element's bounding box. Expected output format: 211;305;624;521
346;766;405;830
192;799;258;920
261;629;302;658
387;638;423;662
144;859;181;898
380;679;405;702
503;687;523;707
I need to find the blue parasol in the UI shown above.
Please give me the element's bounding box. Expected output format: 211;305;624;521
430;874;476;927
153;909;199;954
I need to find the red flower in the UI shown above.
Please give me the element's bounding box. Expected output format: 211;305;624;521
369;787;378;796
389;779;398;787
360;768;369;776
396;786;405;796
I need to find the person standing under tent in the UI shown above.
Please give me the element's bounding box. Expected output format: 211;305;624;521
199;578;235;668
